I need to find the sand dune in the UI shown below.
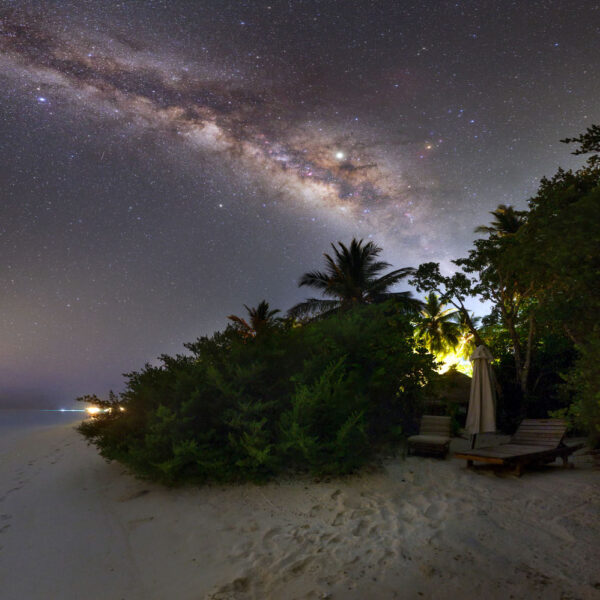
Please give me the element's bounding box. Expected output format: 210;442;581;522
1;424;598;599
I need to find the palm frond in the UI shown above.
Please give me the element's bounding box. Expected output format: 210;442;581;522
475;204;526;237
369;267;415;293
374;291;424;311
287;298;340;319
294;238;414;318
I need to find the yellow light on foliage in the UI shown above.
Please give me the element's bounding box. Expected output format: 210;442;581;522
435;352;473;377
85;406;114;416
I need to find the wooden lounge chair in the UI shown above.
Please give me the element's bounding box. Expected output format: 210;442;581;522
454;418;584;476
407;415;452;458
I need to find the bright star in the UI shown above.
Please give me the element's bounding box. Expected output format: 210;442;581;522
37;96;47;103
335;151;345;160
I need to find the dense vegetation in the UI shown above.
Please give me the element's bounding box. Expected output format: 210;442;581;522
79;302;435;484
79;126;600;483
411;125;600;438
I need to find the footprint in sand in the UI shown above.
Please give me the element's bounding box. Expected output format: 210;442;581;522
331;512;344;526
118;489;150;502
263;526;281;541
243;520;259;533
350;507;376;521
352;519;368;536
0;515;12;534
377;548;396;566
343;495;367;509
287;556;311;576
127;516;155;529
209;575;251;598
400;503;418;520
230;539;253;560
424;503;441;519
262;526;282;550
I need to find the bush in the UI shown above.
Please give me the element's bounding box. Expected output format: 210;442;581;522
78;302;436;484
562;338;600;447
279;358;370;475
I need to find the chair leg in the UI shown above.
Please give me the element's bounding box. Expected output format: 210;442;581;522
561;456;573;469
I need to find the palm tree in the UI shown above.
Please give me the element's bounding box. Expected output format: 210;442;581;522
414;292;462;356
475;204;526;237
227;300;281;338
288;238;419;319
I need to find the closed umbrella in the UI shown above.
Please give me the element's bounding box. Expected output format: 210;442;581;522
466;345;496;448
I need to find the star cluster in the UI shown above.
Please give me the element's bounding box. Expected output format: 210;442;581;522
0;1;598;406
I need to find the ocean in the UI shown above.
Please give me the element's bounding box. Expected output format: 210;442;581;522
0;409;86;435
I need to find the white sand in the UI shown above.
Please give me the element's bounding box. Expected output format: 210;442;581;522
1;424;599;600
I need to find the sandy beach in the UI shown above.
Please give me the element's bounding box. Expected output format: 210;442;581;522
1;422;598;600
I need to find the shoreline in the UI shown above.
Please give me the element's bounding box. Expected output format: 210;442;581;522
1;424;598;599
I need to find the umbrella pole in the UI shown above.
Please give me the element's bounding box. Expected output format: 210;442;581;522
470;433;477;449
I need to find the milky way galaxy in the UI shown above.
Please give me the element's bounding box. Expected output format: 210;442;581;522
1;2;598;406
0;9;424;241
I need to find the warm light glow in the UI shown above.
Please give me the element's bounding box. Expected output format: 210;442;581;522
435;353;472;376
86;406;101;415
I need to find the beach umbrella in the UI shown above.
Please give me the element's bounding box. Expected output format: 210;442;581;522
465;345;496;448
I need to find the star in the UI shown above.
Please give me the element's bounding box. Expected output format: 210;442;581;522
0;1;596;408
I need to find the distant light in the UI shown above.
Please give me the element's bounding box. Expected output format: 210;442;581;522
37;97;47;103
41;409;86;412
335;151;345;160
86;406;101;415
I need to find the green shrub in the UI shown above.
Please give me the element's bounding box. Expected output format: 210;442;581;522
563;338;600;447
78;302;436;484
279;358;370;474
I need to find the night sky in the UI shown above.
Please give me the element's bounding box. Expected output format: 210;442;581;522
1;1;598;407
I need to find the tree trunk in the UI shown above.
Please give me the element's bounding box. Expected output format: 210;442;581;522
502;311;525;392
520;314;535;395
454;302;486;347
